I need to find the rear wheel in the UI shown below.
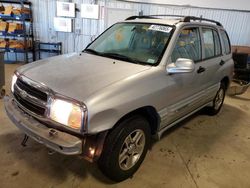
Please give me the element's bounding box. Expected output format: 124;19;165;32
98;116;150;182
207;83;226;115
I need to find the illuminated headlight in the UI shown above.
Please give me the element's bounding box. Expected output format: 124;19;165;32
11;74;18;93
49;99;84;130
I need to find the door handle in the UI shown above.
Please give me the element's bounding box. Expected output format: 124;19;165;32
197;66;206;74
220;60;225;66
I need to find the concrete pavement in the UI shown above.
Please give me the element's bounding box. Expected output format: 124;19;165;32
0;64;250;188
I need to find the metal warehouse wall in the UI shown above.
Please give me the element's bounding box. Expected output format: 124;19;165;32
30;0;250;54
124;0;250;11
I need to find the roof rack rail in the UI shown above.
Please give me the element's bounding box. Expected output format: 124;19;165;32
125;16;157;20
125;15;223;27
148;14;186;18
182;16;222;26
125;15;186;21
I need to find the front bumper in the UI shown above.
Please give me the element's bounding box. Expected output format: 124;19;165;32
4;95;83;155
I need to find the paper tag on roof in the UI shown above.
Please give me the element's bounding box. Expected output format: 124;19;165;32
148;25;172;33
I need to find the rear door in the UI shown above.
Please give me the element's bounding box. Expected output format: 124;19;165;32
198;27;223;102
220;29;234;80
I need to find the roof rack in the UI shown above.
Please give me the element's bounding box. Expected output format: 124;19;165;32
147;14;186;18
125;15;223;26
125;15;185;21
182;16;222;26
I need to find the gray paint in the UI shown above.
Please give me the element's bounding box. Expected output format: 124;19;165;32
17;53;151;102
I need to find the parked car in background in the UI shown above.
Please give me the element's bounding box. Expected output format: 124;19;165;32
4;15;234;181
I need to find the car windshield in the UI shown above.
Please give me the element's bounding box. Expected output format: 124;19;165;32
85;23;174;65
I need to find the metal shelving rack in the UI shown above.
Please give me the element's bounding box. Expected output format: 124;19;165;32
0;0;34;63
35;41;62;60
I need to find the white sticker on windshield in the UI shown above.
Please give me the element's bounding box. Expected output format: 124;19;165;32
148;25;172;33
147;59;155;64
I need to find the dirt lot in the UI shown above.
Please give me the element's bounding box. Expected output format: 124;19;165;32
1;64;250;188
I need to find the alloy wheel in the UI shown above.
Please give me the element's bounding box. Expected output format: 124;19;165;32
119;129;146;171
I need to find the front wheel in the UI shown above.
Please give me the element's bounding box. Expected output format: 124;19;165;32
98;116;150;182
207;83;226;115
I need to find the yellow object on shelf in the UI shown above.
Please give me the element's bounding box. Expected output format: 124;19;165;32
13;7;31;16
9;40;24;49
4;6;13;15
0;22;8;32
3;5;31;17
8;23;23;33
0;39;7;48
9;40;32;49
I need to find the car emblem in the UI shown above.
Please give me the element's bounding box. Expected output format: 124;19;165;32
20;90;28;98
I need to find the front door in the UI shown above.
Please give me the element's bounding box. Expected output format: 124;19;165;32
159;27;207;128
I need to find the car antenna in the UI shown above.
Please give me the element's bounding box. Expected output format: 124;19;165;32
199;15;203;22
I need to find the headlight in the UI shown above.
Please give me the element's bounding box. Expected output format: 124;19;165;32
11;74;18;93
49;99;84;130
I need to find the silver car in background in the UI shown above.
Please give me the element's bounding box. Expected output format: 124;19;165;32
4;15;234;181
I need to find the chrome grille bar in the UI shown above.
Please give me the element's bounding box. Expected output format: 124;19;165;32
13;76;49;117
15;83;47;108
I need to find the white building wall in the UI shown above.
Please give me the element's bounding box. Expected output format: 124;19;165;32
125;0;250;11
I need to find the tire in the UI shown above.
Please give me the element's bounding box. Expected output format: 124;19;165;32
207;83;226;116
98;115;151;182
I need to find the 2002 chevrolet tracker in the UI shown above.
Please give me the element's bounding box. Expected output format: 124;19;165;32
4;15;234;181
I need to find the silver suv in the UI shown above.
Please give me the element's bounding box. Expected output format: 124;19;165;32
4;15;234;181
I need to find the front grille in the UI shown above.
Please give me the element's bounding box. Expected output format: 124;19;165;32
13;78;48;116
16;78;47;101
14;92;46;116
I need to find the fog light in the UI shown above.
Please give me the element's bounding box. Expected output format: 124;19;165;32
89;147;95;156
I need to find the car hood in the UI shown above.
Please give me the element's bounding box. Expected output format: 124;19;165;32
17;53;151;102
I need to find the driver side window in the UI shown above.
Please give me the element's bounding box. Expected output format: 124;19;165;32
171;28;201;62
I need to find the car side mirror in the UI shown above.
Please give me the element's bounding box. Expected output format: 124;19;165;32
166;58;195;74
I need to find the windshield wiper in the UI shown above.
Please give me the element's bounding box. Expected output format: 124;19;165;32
84;50;145;65
101;52;144;65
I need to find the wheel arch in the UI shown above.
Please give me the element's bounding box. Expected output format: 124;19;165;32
221;76;230;90
112;106;161;136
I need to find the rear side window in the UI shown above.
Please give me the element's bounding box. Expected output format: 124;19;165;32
202;28;222;59
220;30;231;54
171;28;201;62
202;28;215;59
213;30;222;56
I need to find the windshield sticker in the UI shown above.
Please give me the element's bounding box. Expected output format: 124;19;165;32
147;59;155;64
148;25;172;33
115;30;124;42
